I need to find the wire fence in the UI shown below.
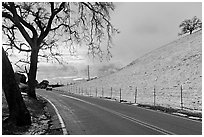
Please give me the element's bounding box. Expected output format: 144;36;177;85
55;84;202;111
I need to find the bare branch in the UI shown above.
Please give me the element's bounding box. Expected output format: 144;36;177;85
2;12;15;22
38;2;65;45
5;3;33;46
3;2;118;68
3;24;32;52
17;14;38;38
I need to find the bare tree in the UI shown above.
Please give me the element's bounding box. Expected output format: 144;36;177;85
178;16;202;35
2;47;31;126
2;2;118;98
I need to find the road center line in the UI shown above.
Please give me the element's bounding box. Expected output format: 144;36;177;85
60;94;175;135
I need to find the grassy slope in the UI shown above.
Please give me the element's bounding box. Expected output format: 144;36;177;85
57;30;202;112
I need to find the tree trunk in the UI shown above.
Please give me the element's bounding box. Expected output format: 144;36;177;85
27;46;39;99
2;47;31;126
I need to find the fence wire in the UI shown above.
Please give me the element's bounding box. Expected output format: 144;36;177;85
56;84;201;111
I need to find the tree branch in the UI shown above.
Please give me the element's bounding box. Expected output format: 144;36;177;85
81;2;111;25
2;12;15;22
3;3;33;47
38;2;65;45
17;14;38;39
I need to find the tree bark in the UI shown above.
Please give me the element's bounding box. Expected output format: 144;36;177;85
27;46;39;99
2;47;31;126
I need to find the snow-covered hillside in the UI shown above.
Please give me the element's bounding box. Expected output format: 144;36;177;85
57;30;202;112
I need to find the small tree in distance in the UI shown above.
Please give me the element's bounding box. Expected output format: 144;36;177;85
178;16;202;36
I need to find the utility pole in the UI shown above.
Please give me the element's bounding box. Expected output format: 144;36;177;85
87;65;90;81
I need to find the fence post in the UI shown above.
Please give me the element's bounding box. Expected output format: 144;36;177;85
96;87;97;97
135;87;137;104
76;86;77;94
153;86;156;106
119;88;122;102
102;87;104;97
90;87;91;96
181;85;183;110
111;87;113;98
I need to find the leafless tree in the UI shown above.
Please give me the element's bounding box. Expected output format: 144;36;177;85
2;2;118;98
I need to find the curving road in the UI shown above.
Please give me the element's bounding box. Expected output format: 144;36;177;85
37;89;202;135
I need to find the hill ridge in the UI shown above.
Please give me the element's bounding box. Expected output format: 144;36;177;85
125;30;202;69
59;30;202;112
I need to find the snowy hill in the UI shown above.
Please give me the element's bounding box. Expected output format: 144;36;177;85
57;30;202;111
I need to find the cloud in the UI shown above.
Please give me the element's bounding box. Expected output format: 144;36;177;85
37;64;78;82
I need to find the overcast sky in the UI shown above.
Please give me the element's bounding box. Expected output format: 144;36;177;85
109;2;202;66
6;2;202;83
61;2;202;66
40;2;202;82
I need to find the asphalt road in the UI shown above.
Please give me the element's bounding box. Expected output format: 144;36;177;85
37;89;202;135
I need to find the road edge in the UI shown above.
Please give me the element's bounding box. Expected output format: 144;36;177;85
39;95;69;135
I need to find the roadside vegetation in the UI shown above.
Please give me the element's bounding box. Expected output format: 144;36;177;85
2;2;202;134
2;92;62;135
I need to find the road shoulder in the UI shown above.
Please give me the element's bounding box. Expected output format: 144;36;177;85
38;95;64;135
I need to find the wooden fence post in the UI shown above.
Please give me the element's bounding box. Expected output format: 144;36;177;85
96;87;97;97
153;86;156;106
135;87;137;104
76;86;77;94
111;87;113;98
90;87;91;96
119;88;122;102
102;87;104;97
181;85;183;110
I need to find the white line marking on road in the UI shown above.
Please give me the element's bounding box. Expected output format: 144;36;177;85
40;96;68;135
61;94;175;135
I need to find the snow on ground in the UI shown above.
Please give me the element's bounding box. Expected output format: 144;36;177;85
56;30;202;112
